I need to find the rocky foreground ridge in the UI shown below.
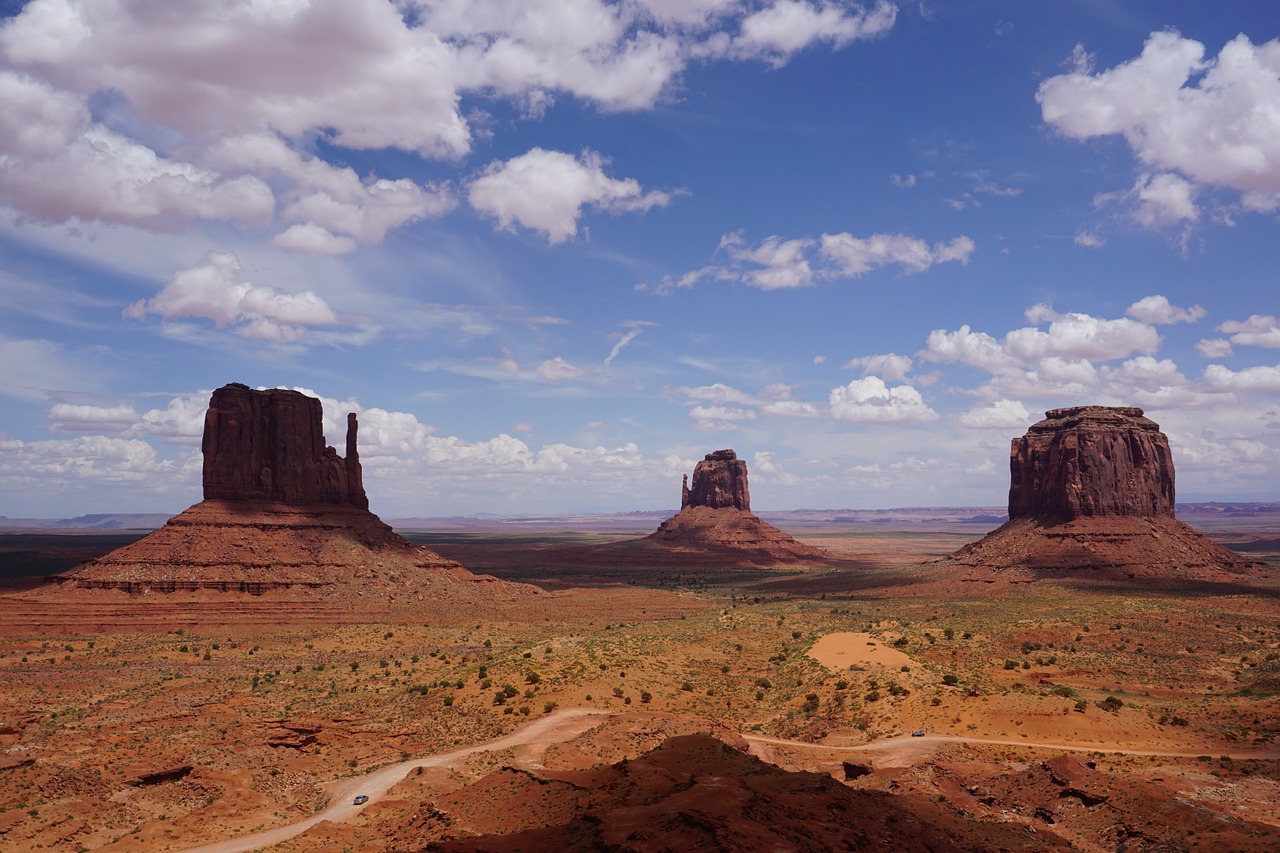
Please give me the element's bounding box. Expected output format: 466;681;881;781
43;384;536;608
936;406;1266;581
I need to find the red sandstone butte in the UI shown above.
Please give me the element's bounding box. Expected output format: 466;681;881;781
936;405;1266;581
42;384;538;609
641;450;828;564
1008;406;1174;521
202;382;368;508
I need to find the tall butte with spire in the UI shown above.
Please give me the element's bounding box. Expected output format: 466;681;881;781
641;449;828;564
936;406;1265;581
48;383;536;608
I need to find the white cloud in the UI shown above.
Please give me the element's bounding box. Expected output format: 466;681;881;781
1195;338;1234;358
718;232;816;288
1125;294;1206;325
1039;30;1280;218
535;357;592;381
652;228;973;292
0;71;275;230
124;252;340;343
604;320;658;367
828;376;937;424
1219;314;1280;349
724;0;897;66
1124;171;1200;227
1201;363;1280;394
468;148;672;243
0;335;99;401
845;352;912;381
47;403;139;434
269;223;358;257
956;399;1031;429
1074;230;1105;248
819;232;975;276
0;1;892;244
1002;309;1160;362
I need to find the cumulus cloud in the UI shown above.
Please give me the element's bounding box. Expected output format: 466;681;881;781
0;0;893;244
1039;30;1280;223
1125;294;1206;325
1218;314;1280;349
1095;171;1199;228
828;376;937;424
845;353;912;381
720;0;897;66
1195;338;1234;358
647;228;973;292
956;399;1031;430
1201;363;1280;394
468;148;673;243
124;252;340;342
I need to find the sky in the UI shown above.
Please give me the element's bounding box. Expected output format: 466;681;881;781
0;0;1278;518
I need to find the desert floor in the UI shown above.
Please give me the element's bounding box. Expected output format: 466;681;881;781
1;515;1279;851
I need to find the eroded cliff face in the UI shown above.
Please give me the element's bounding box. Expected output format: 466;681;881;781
202;383;368;509
934;405;1265;581
681;449;750;511
1008;406;1174;522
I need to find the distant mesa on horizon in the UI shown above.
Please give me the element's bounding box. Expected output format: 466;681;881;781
935;405;1269;582
38;383;538;610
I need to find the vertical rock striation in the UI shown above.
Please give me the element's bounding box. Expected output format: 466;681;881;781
682;449;751;511
934;405;1265;581
1008;406;1174;521
202;383;368;509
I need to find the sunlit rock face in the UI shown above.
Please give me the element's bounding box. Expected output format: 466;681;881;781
202;383;368;509
932;405;1266;582
1008;406;1174;522
681;449;751;511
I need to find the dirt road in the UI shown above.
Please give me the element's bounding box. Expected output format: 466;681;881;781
182;710;1280;852
179;708;608;853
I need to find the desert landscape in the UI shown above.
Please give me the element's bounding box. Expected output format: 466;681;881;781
0;393;1278;851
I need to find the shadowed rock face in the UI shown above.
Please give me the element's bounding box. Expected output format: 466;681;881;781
202;383;368;509
681;449;750;510
1009;406;1174;522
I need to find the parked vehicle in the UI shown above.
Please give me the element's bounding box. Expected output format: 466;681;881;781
911;731;926;737
353;795;369;805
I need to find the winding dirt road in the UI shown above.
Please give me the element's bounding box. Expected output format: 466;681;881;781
180;708;609;853
182;709;1280;853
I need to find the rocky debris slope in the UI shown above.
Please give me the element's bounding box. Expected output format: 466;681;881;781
935;406;1266;581
641;450;829;564
404;734;1068;851
42;384;538;608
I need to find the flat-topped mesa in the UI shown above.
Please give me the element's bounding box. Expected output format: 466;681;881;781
681;449;750;511
201;383;368;509
1008;406;1174;522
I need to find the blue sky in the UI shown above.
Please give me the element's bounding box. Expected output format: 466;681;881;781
1;0;1278;517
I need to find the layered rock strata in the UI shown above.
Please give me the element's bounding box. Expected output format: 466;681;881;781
49;384;536;608
644;450;828;564
937;406;1265;581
